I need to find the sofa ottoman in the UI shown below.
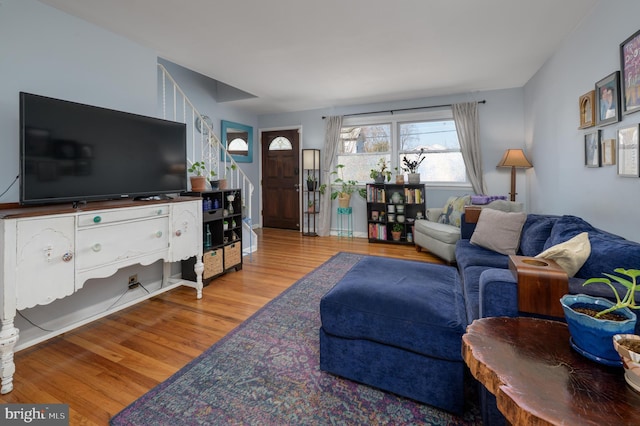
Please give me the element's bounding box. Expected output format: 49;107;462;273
319;256;468;414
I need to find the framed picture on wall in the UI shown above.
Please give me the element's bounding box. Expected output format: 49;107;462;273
595;71;621;126
584;130;601;167
601;138;616;166
620;29;640;115
617;125;639;177
579;90;596;128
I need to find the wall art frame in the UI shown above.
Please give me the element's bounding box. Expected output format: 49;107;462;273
617;125;639;177
579;90;596;129
595;71;621;126
601;138;616;166
584;130;601;167
620;29;640;115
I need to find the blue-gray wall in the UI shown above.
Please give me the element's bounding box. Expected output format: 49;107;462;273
525;0;640;242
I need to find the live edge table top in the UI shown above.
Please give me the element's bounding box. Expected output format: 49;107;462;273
462;317;640;426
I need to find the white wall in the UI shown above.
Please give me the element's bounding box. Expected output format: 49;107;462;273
258;88;526;235
525;0;640;242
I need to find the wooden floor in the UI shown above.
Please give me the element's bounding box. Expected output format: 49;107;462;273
0;228;443;425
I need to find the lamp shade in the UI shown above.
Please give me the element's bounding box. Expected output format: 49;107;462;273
302;149;320;170
497;149;533;168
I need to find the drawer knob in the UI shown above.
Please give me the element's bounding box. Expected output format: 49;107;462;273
157;209;163;215
93;216;102;223
92;243;102;252
175;230;182;237
155;231;163;238
62;252;73;262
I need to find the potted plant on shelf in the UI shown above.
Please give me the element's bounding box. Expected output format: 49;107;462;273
219;163;237;190
307;200;315;213
391;222;403;241
319;164;359;208
370;158;392;184
401;148;426;184
188;161;207;192
306;174;318;191
560;268;640;365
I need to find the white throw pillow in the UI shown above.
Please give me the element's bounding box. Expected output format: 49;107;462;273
535;232;591;277
470;209;527;255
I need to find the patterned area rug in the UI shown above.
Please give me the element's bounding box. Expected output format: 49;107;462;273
111;252;482;425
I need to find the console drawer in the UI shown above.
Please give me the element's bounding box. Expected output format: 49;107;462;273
78;205;169;227
76;217;169;270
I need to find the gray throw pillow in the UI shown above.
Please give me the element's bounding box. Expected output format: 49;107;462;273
470;209;527;255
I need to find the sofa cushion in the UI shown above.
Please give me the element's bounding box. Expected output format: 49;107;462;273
543;215;640;279
519;214;558;256
414;220;461;244
437;195;470;227
535;232;591;277
455;239;510;270
320;257;466;361
470;209;527;255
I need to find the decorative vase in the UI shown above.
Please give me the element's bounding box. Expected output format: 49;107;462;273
338;193;351;208
613;334;640;393
395;175;405;184
407;173;420;184
391;192;402;204
374;174;385;184
307;180;317;191
190;176;207;192
560;294;637;365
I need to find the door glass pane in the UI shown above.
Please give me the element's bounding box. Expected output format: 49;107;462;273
269;137;293;151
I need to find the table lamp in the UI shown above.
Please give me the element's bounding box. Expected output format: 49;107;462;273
497;149;532;201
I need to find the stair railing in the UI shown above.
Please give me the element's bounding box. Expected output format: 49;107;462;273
157;63;254;228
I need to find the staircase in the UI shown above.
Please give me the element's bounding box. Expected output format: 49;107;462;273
157;64;257;255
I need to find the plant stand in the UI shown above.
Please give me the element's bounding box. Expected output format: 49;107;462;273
337;207;353;238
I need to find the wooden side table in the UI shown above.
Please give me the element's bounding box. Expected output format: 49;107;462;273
462;317;640;425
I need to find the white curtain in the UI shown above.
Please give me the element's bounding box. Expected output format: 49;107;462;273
453;102;487;195
318;116;343;236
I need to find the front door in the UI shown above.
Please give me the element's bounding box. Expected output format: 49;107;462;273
261;129;300;229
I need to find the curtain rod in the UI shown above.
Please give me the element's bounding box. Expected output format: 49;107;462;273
322;100;486;119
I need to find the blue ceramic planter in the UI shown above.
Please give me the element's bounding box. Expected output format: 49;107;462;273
560;294;637;365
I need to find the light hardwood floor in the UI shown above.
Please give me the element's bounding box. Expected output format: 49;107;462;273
0;228;443;425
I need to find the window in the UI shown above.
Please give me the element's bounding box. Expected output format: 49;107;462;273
337;124;391;182
336;111;468;185
399;120;467;183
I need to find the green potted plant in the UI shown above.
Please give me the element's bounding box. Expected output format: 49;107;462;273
306;173;318;191
391;222;403;241
319;164;359;208
307;199;315;213
188;161;207;192
219;163;237;190
369;158;392;184
208;169;219;190
401;148;426;184
560;268;640;365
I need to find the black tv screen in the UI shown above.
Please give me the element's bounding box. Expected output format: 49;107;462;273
20;92;187;205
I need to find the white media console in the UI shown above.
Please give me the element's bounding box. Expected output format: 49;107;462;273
0;197;204;394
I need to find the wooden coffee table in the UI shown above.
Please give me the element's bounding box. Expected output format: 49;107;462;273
462;317;640;425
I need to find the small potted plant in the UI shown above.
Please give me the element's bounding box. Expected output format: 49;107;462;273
208;169;219;190
560;268;640;364
219;163;237;190
307;200;315;213
319;164;359;208
401;148;426;184
369;158;392;184
391;222;403;241
188;161;207;192
306;174;318;191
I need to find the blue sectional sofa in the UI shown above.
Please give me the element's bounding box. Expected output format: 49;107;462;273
320;212;640;423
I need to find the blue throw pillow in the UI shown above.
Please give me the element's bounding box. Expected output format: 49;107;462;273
519;215;558;256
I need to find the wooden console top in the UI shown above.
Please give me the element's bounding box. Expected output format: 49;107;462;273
0;196;200;219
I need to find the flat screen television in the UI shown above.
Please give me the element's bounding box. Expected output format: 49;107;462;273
20;92;187;205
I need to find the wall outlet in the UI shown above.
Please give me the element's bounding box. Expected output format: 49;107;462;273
128;275;139;290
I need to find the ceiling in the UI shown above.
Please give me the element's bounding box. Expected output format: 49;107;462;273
39;0;598;115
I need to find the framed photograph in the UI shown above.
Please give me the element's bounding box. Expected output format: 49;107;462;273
579;90;596;128
617;125;639;177
601;139;616;166
595;71;621;126
620;29;640;115
584;130;601;167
